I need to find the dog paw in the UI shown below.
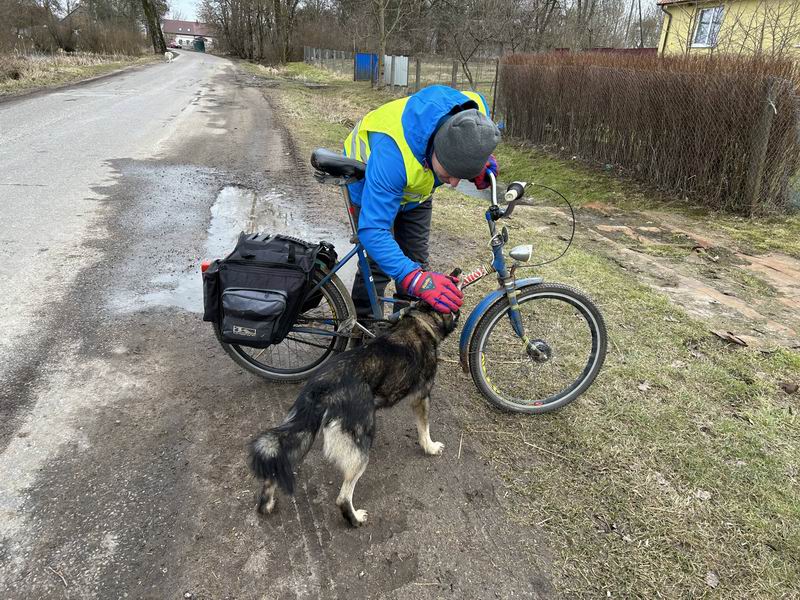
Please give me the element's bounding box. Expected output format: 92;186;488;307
353;509;368;526
257;496;276;515
424;441;445;455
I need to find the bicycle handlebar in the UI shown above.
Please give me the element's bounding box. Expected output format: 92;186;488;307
504;182;526;203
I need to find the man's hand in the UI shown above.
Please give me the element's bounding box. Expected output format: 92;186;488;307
470;154;498;190
400;269;463;314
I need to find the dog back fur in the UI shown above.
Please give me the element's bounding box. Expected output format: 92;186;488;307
248;308;457;505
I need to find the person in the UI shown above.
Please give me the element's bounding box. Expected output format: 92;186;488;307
343;84;501;319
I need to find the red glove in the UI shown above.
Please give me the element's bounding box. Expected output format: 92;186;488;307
400;269;463;314
470;154;498;190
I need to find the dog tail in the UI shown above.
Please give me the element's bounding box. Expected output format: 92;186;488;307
248;393;326;495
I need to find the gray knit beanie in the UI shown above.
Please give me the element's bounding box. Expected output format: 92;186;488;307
432;109;501;179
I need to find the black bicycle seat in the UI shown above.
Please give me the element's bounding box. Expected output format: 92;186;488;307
311;148;366;180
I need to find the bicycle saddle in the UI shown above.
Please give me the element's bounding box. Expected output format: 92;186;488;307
311;148;366;181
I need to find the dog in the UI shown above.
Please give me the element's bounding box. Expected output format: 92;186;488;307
164;51;174;63
248;305;459;527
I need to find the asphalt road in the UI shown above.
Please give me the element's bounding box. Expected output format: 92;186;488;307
0;52;552;598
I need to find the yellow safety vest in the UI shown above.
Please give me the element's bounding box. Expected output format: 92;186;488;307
344;90;489;205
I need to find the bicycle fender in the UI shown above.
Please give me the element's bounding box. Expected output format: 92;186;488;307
458;277;543;372
328;270;358;325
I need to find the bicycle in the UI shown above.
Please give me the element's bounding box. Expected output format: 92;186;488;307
212;148;607;414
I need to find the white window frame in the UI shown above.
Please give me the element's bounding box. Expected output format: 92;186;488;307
692;6;724;48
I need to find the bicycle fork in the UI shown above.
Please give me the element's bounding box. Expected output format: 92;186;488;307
502;277;550;363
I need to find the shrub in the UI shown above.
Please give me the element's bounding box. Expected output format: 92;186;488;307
500;53;800;215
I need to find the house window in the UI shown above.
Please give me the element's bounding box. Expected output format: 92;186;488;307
693;6;724;47
178;27;182;31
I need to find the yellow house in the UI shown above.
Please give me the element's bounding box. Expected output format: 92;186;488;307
658;0;800;57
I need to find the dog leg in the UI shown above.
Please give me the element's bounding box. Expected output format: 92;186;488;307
324;420;370;526
336;458;369;527
257;480;277;514
411;395;444;455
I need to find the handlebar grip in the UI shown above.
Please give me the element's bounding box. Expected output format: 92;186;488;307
504;182;527;203
449;268;462;279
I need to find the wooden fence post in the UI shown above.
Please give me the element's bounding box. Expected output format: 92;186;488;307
745;77;779;216
451;61;458;88
415;58;421;92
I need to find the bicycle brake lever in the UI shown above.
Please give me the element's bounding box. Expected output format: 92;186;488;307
501;198;535;219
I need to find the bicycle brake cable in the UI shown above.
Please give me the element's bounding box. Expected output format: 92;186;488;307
519;183;576;269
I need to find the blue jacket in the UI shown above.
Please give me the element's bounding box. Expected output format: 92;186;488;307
347;86;489;283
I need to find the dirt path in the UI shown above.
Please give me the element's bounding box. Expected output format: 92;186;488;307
0;60;554;599
575;203;800;349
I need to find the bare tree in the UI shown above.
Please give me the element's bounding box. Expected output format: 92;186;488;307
141;0;167;53
273;0;301;63
370;0;404;86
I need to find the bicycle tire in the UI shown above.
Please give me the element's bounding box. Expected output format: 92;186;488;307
468;282;607;414
215;268;351;382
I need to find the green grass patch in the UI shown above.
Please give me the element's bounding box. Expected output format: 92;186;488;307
497;142;800;259
430;191;800;597
252;62;800;597
496;143;667;211
710;214;800;259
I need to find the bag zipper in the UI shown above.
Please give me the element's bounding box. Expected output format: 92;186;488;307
222;259;308;273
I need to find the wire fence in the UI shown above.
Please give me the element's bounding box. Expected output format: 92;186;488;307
500;53;800;215
304;47;500;115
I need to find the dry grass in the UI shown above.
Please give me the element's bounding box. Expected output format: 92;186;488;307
250;62;800;598
0;52;156;96
431;188;800;597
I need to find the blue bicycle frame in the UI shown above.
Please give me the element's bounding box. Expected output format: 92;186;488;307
303;172;538;349
303;181;412;338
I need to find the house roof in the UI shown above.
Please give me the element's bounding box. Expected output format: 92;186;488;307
161;19;213;37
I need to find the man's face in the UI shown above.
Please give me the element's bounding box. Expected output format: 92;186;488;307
431;152;461;188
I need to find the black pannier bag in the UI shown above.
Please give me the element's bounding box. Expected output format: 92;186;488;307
203;233;330;348
301;240;337;312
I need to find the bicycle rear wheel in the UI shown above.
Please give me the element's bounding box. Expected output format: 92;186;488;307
215;269;351;382
468;283;607;414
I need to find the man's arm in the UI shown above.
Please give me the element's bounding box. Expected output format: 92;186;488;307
357;133;420;282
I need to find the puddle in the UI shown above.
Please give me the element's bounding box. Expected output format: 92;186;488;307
456;179;492;201
120;185;356;314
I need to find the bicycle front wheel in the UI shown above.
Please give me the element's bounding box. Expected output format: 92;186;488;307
468;283;607;414
215;269;352;382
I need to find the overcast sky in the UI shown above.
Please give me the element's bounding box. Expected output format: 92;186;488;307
167;0;199;21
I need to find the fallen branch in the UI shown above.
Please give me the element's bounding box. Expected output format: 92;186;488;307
47;566;67;588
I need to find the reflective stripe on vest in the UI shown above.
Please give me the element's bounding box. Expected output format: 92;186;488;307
344;90;489;205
